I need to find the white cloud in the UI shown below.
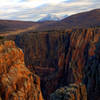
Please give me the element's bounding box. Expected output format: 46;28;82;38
0;0;100;21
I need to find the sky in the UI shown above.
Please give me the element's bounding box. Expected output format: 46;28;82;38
0;0;100;21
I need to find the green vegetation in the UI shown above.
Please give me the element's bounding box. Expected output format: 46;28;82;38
0;36;4;39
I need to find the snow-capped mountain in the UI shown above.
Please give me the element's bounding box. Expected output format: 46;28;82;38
38;14;68;22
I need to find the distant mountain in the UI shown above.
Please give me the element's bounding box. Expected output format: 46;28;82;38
38;14;68;22
38;14;60;22
35;9;100;31
0;9;100;34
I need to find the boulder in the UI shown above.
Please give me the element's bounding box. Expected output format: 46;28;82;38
50;83;87;100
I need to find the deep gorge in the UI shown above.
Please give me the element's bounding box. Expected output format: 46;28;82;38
4;28;100;100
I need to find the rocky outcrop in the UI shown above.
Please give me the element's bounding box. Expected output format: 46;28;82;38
0;41;43;100
50;83;87;100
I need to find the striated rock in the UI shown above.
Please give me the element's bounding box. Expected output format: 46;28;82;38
50;83;87;100
64;29;100;100
0;41;43;100
83;39;100;100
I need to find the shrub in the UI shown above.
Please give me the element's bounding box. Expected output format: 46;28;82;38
0;36;4;39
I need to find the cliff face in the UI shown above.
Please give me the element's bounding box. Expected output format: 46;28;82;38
13;30;69;68
0;41;43;100
7;28;100;100
12;30;70;99
64;28;100;100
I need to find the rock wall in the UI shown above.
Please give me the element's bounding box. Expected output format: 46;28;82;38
64;28;100;100
0;41;43;100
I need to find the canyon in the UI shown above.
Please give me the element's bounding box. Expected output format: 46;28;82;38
3;27;99;100
0;9;100;100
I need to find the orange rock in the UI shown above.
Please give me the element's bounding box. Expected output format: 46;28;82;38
0;40;43;100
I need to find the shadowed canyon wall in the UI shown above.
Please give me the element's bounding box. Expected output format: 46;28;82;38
6;28;100;100
50;83;87;100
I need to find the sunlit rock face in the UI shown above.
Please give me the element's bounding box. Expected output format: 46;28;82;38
7;28;100;100
0;41;43;100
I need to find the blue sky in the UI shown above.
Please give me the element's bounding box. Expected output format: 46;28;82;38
0;0;100;21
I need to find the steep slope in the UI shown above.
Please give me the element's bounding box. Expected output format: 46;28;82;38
0;40;43;100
